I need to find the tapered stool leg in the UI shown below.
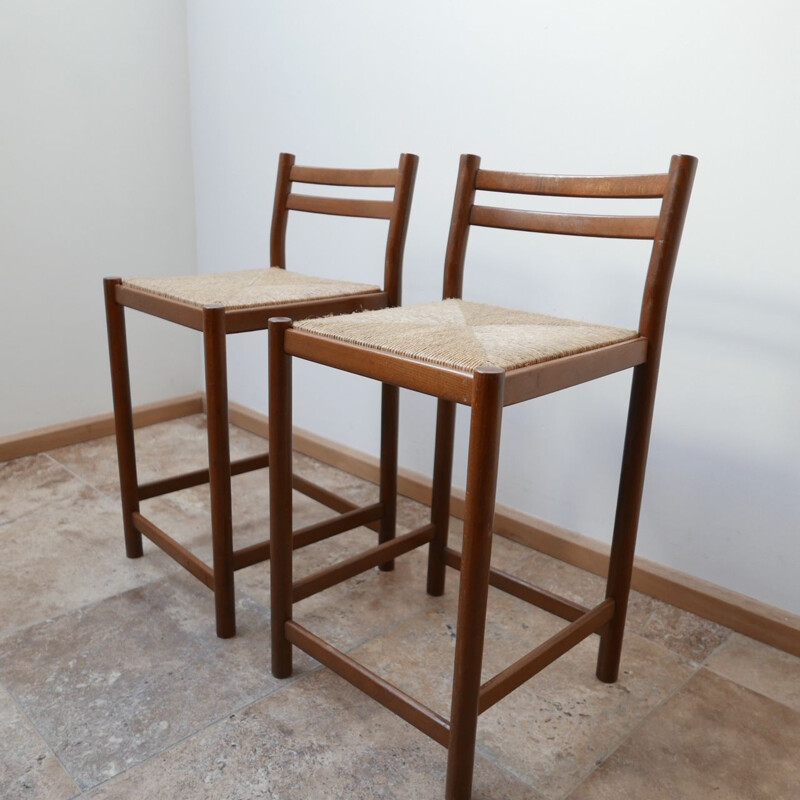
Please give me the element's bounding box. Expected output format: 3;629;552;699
104;277;143;559
427;399;457;596
203;304;236;639
596;363;658;682
446;367;504;800
378;382;399;571
269;317;295;678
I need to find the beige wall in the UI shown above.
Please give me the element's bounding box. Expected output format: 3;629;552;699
187;0;800;614
0;0;200;436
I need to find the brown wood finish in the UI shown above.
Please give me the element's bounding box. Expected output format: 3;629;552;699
596;153;698;682
285;329;474;404
289;164;399;187
203;304;236;639
265;152;697;799
502;337;648;406
137;452;269;500
378;383;399;571
225;291;389;334
426;399;457;595
103;278;143;559
115;283;204;330
292;524;435;603
286;621;451;747
268;317;294;678
270;152;294;268
443;548;588;623
133;512;215;589
478;599;615;713
285;194;394;219
228;401;800;660
104;151;418;638
442;154;481;300
384;153;418;306
475;169;668;198
231;502;383;571
470;205;659;239
446;366;505;799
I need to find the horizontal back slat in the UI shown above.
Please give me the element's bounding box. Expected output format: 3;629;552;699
475;169;668;199
286;194;394;220
470;205;659;239
290;165;400;188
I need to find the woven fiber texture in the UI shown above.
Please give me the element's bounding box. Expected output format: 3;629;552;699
123;268;380;310
295;299;638;371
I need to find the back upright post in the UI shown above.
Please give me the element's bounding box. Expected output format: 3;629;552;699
379;153;419;570
270;153;295;269
596;155;698;682
427;154;481;594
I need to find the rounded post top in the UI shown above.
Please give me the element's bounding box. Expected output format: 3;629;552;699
474;364;505;376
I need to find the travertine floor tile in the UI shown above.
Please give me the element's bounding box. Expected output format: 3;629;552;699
2;417;790;799
240;538;436;652
86;669;538;800
450;525;732;662
294;451;380;508
625;593;731;663
706;632;800;713
145;473;331;566
0;684;79;800
567;669;800;800
48;415;266;496
0;488;181;637
0;454;86;525
0;574;313;791
350;590;694;800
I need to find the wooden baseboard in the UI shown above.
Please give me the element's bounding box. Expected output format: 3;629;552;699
228;400;800;658
0;393;204;462
11;396;795;657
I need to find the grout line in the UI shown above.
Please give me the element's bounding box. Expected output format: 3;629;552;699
75;659;328;795
556;657;702;800
42;451;117;502
0;674;82;796
695;626;734;669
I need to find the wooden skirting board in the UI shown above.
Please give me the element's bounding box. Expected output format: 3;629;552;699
0;393;204;462
228;400;800;659
3;394;797;658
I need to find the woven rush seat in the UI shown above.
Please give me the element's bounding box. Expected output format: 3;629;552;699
295;298;638;372
104;151;418;640
123;267;380;310
268;153;697;799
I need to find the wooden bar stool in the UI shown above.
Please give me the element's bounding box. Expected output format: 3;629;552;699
104;152;418;638
267;153;696;798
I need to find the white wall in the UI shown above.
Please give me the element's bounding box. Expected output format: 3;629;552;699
187;0;800;614
0;0;200;436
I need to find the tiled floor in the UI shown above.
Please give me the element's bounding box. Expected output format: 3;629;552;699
1;415;798;799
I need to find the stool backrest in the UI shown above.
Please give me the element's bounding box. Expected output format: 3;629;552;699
270;153;419;306
442;153;697;354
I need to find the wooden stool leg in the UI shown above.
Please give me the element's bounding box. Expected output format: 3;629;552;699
446;367;504;800
378;382;399;571
269;317;294;678
596;363;658;683
203;304;236;639
427;399;456;596
103;277;143;559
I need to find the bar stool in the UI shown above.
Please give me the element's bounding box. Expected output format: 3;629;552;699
104;152;418;638
267;153;696;798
